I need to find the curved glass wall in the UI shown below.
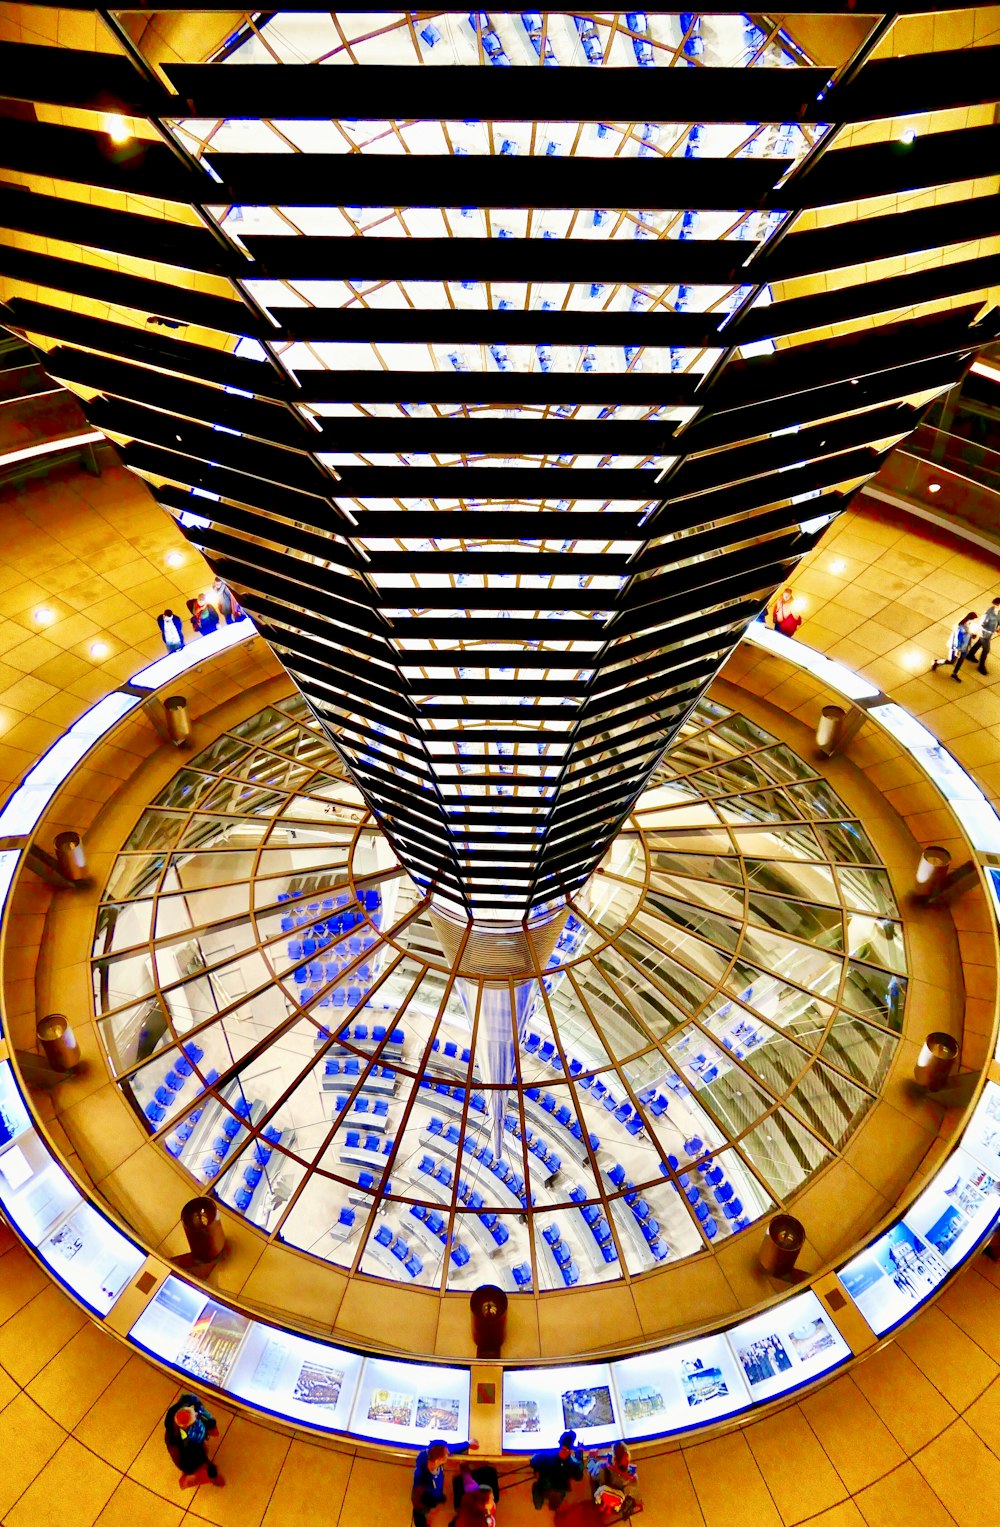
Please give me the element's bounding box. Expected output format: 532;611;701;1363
94;693;905;1293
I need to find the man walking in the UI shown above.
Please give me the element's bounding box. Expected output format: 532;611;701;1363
529;1429;584;1512
157;609;185;653
957;596;1000;677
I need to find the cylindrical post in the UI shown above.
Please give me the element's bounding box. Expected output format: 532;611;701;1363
470;1284;508;1358
815;705;845;756
759;1213;805;1278
54;831;86;883
163;695;190;745
181;1196;226;1263
914;846;951;898
36;1013;80;1072
914;1031;959;1091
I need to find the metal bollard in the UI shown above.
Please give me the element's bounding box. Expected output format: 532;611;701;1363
181;1196;226;1263
759;1214;805;1278
914;1031;959;1091
914;846;951;899
815;705;845;756
163;695;190;745
470;1284;508;1358
35;1013;81;1072
54;831;87;883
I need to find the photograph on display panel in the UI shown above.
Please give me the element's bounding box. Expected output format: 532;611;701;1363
610;1334;751;1443
902;1148;1000;1270
726;1290;850;1404
840;1223;950;1336
502;1364;619;1450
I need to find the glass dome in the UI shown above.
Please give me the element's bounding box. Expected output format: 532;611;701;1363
93;692;906;1294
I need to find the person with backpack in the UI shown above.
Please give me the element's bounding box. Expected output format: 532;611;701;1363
932;612;978;682
587;1441;642;1520
163;1393;224;1489
411;1435;479;1527
956;595;1000;677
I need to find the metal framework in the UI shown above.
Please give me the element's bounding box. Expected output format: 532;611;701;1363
1;7;998;923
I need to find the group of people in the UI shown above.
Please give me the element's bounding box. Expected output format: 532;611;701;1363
157;578;243;653
411;1430;641;1526
932;597;1000;681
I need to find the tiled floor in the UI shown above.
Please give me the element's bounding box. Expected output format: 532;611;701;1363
1;1217;1000;1525
2;466;1000;1523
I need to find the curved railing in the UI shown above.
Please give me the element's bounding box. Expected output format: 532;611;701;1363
0;619;996;1456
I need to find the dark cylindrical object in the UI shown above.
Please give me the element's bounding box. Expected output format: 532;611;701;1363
164;695;190;745
36;1013;80;1072
470;1284;508;1358
815;704;845;755
54;831;86;883
181;1196;226;1263
759;1213;805;1278
914;1031;959;1091
914;845;950;898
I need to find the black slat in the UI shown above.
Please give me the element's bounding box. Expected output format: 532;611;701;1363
165;61;832;124
270;305;719;349
0;41;170;115
208;150;786;211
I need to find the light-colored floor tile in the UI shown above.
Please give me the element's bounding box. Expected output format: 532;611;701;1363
257;1437;354;1527
0;1281;89;1387
74;1355;178;1472
800;1376;905;1495
850;1340;957;1455
896;1306;998;1414
94;1477;184;1527
188;1415;290;1527
745;1405;848;1524
335;1454;415;1527
914;1419;1000;1527
28;1320;130;1430
682;1430;782;1527
964;1376;1000;1462
0;1392;67;1519
6;1436;119;1527
855;1461;958;1527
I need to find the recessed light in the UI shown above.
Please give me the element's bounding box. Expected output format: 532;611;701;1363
928;481;941;494
106;115;130;145
165;551;184;568
33;606;55;626
831;559;846;574
899;127;917;145
90;641;110;660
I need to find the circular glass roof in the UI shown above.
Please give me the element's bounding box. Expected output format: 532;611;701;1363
93;692;906;1294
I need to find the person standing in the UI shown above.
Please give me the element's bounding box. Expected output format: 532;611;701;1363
588;1441;642;1520
197;599;220;636
957;595;1000;677
529;1430;584;1512
932;612;978;682
411;1435;478;1527
212;577;237;624
157;609;185;653
163;1393;224;1489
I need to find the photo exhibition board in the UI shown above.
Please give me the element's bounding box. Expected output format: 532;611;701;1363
0;1063;144;1314
838;1083;1000;1336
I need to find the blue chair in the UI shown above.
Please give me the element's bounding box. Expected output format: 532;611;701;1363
512;1262;532;1288
405;1255;423;1278
714;1183;734;1205
554;1242;571;1268
684;1136;704;1156
524;1033;540;1054
375;1224;393;1248
452;1243;471;1268
556;1106;572;1128
234;1187;252;1212
608;1163;626;1188
703;1217;718;1240
345;1130;361;1149
649;1238;669;1261
685;1185;701;1205
390;1239;407;1263
338;1207;355;1228
633;1199;650;1223
563;1261;580;1286
542;1224;560;1247
492;1222;509;1247
723;1198;744;1220
541;1094;556;1114
526;1086;541;1102
244;1165;263;1190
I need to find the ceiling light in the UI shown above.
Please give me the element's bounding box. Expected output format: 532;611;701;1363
165;550;184;568
928;481;941;494
33;607;55;626
106;115;130;145
899;127;917;145
90;641;110;660
831;559;846;575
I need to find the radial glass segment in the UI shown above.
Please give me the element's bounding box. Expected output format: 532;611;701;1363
94;691;906;1293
